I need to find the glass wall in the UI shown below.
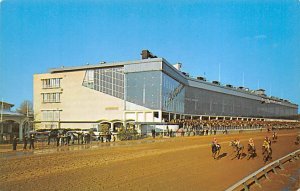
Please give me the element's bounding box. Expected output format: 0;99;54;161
162;73;185;113
126;71;161;110
82;67;124;99
184;86;297;117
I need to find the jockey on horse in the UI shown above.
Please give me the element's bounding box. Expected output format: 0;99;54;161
262;136;272;162
212;137;220;147
272;131;278;142
247;138;256;159
211;137;221;159
230;138;244;159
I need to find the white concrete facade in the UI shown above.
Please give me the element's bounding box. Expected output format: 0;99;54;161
34;68;160;130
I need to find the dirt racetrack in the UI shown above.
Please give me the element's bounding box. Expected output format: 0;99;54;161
0;129;299;191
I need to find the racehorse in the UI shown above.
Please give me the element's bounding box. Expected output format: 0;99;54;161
247;144;256;160
262;145;272;163
229;140;244;159
272;132;278;143
211;143;221;159
295;135;300;145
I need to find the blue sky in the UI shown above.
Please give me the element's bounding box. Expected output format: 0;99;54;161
0;0;299;112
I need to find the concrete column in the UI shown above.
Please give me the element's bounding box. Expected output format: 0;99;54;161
19;122;23;141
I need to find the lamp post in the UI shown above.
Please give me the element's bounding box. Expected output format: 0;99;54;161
0;99;3;143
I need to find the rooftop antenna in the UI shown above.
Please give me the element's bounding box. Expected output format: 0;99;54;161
257;80;260;89
26;101;29;117
0;98;3;122
218;63;221;82
242;72;245;87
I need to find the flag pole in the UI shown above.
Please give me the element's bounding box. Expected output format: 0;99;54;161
1;98;3;122
26;101;29;117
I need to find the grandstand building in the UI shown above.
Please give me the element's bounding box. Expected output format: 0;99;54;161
33;50;298;130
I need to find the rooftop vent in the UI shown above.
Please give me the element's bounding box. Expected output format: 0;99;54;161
212;81;220;85
197;76;206;81
141;50;157;59
182;72;190;77
255;89;266;95
173;63;182;71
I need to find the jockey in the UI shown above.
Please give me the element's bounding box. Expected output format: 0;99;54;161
212;137;218;145
234;138;240;147
248;138;255;150
249;138;254;147
272;132;277;138
263;139;271;151
212;137;220;148
265;136;272;146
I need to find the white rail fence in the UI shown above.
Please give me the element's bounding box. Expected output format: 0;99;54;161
226;149;300;191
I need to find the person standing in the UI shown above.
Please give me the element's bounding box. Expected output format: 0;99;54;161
56;133;60;147
29;134;35;149
151;129;156;139
166;125;169;137
23;135;28;150
12;136;18;151
47;132;51;145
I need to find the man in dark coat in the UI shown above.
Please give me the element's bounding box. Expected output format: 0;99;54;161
12;136;18;151
29;134;35;149
151;129;156;139
23;135;28;150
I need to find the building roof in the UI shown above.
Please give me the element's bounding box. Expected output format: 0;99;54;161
0;101;14;107
47;55;298;108
1;110;24;116
49;57;165;73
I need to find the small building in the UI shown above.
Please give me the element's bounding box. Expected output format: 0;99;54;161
0;101;32;143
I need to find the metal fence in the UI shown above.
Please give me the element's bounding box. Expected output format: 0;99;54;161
226;149;300;191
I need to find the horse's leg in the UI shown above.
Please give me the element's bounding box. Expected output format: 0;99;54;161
216;149;220;159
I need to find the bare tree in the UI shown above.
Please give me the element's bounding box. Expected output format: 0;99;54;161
17;100;33;116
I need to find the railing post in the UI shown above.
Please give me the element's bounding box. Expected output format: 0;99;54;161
242;182;249;191
271;165;277;174
294;152;299;160
290;154;296;162
263;169;269;180
253;176;261;188
278;161;284;170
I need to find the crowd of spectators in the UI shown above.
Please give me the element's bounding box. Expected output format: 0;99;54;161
167;119;300;136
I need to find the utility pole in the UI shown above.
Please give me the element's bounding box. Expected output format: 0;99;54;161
218;63;221;82
0;98;3;122
242;72;245;87
26;101;29;117
1;98;3;142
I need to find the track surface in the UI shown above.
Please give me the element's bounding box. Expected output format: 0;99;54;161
0;129;299;191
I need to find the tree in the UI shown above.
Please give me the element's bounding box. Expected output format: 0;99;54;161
118;125;139;141
17;100;33;116
99;123;110;135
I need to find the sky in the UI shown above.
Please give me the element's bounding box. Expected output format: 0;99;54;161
0;0;299;113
